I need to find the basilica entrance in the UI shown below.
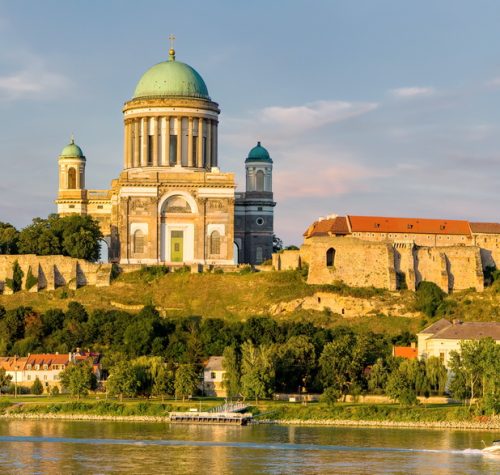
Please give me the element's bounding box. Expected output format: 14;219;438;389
170;230;184;262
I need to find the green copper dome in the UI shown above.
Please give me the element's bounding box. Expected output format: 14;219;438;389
60;138;85;159
246;142;272;163
133;50;210;100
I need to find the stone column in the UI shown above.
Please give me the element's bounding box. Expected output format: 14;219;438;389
152;117;159;167
187;117;194;167
212;121;218;168
176;116;182;166
133;119;140;167
206;119;212;169
123;121;129;169
161;117;168;166
197;118;204;167
141;117;148;167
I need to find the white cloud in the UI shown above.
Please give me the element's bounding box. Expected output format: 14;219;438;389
485;77;500;88
390;86;435;98
260;100;378;132
0;56;71;101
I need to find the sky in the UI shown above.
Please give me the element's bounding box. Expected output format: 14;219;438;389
2;1;500;245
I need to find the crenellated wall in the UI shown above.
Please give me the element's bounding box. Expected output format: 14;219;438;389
0;255;112;294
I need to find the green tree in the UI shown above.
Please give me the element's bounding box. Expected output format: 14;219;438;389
240;341;275;402
414;281;445;317
425;356;448;395
0;368;12;395
0;222;19;254
18;214;102;261
385;367;418;406
222;345;241;399
367;358;389;394
319;334;367;399
174;364;199;401
31;377;43;395
107;361;142;401
5;260;23;293
60;361;97;399
275;335;316;393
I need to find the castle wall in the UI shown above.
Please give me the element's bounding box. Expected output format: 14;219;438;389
273;250;301;270
0;255;112;294
305;237;397;290
473;234;500;269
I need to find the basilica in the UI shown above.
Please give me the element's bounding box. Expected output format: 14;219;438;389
55;46;275;266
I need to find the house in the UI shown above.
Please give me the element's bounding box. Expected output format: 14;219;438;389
0;351;101;393
392;343;418;360
417;318;500;367
202;356;226;397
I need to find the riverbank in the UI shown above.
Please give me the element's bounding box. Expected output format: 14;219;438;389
1;398;499;430
1;412;499;430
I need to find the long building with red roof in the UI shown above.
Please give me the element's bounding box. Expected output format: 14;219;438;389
275;213;500;292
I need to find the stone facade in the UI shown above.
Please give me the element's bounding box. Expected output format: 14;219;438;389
55;50;274;266
0;255;112;293
277;214;499;292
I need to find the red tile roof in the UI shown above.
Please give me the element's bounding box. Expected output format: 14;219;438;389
347;215;471;236
470;222;500;234
304;216;350;237
393;346;418;359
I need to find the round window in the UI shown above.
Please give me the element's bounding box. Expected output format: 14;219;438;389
256;217;264;226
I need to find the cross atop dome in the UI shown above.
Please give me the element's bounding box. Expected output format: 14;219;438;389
169;33;176;61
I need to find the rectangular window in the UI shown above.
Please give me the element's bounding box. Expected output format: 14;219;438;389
169;135;177;166
147;135;153;165
211;372;216;380
192;136;198;165
27;375;31;381
43;375;47;380
202;137;207;167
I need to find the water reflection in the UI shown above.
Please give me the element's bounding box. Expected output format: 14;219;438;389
0;420;498;474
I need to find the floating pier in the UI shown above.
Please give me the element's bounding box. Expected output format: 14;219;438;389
169;411;253;425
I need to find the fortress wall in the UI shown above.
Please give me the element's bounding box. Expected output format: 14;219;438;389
393;243;417;290
441;246;484;292
0;255;112;294
306;237;397;290
414;248;449;292
272;250;301;270
474;235;500;269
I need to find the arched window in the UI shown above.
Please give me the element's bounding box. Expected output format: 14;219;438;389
68;168;77;189
256;247;263;264
326;248;335;267
133;230;144;254
210;230;221;255
256;170;265;191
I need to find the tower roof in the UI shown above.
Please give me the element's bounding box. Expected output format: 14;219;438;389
246;141;272;163
133;49;210;100
60;137;85;159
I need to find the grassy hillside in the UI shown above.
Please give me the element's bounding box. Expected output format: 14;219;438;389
0;269;499;335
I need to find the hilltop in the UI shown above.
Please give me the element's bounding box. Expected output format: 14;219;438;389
1;268;499;334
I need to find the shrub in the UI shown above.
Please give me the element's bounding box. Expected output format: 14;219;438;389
414;281;445;317
50;386;60;396
5;260;23;292
239;265;254;275
139;265;169;281
31;377;44;395
25;266;38;291
321;386;341;407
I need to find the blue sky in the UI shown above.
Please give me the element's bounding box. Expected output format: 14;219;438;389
1;1;500;245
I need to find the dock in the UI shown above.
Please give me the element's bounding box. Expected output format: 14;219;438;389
169;402;253;426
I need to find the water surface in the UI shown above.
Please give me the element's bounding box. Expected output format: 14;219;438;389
0;420;498;474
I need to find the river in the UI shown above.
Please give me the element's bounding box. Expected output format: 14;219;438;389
0;420;498;474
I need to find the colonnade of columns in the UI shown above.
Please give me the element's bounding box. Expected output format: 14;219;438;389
123;116;218;169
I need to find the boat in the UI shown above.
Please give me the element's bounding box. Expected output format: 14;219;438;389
482;440;500;454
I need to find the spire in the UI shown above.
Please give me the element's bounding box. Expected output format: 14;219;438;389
70;133;75;145
169;33;176;61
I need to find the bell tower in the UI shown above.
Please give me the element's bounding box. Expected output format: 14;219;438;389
235;142;276;264
56;136;87;215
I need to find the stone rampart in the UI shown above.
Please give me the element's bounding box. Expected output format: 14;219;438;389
296;236;487;293
0;255;112;294
272;250;301;270
305;237;397;290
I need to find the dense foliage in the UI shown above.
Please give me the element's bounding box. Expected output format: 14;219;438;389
0;214;102;262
